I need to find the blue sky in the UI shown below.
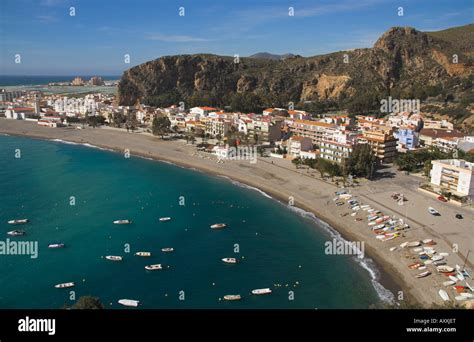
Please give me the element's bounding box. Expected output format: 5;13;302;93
0;0;472;75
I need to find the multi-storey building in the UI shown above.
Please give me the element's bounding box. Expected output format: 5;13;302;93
287;136;313;157
204;118;231;137
394;128;419;151
288;119;337;146
246;117;282;143
358;129;397;163
319;131;357;163
430;159;474;199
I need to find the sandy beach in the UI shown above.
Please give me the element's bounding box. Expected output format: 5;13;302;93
1;119;473;307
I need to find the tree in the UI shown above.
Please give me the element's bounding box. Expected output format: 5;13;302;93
345;144;377;179
152;116;171;137
70;296;104;309
292;157;303;168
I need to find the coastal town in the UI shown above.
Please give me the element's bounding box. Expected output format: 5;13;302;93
1;79;473;308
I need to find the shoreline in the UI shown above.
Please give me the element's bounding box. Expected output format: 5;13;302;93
0;122;409;306
4;120;465;307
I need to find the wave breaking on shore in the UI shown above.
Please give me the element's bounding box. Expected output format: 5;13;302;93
227;177;395;304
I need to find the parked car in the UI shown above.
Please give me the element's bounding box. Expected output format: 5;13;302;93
437;195;448;202
455;214;463;219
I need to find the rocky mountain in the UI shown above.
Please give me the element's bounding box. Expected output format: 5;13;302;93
117;25;474;113
248;52;296;60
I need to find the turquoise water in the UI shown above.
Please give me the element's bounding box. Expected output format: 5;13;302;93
0;135;382;309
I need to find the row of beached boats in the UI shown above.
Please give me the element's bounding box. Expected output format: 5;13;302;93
333;190;474;304
333;193;409;243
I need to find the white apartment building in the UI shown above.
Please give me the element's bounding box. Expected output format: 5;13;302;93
430;159;474;199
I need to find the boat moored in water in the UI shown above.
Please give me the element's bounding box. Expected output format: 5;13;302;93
222;257;237;264
210;223;227;229
54;282;75;289
48;243;65;249
145;264;162;271
223;295;242;301
7;230;26;236
113;220;131;224
135;252;151;257
161;248;174;252
159;217;171;222
7;219;29;225
118;299;140;307
105;255;123;261
251;288;272;295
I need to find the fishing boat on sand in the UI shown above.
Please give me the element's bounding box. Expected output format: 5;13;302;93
438;289;450;301
437;265;455;273
416;271;431;278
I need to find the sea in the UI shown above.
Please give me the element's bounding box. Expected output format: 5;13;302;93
0;76;119;95
0;135;392;309
0;76;119;87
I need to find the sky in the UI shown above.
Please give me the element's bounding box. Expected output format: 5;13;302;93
0;0;472;75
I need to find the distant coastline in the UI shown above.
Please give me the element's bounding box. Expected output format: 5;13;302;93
0;75;120;87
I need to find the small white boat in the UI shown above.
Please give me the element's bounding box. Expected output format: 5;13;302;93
222;257;237;264
416;271;431;278
389;247;397;252
437;265;455;273
161;247;174;252
412;247;423;253
54;282;75;289
118;299;139;307
7;219;29;225
460;293;473;298
159;217;171;222
223;294;241;301
443;280;456;286
105;255;123;261
145;264;162;271
135;252;151;257
455;295;467;301
448;275;459;282
251;288;272;295
210;223;227;229
439;252;449;257
48;243;65;249
428;207;440;216
424;260;433;265
7;230;25;236
113;220;131;224
350;212;357;217
406;241;421;247
422;239;434;244
399;242;408;248
417;266;427;271
438;289;450;301
432;255;444;262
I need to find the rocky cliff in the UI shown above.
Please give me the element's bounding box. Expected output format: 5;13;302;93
117;24;474;109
